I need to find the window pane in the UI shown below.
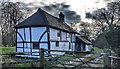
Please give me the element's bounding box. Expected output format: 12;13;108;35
57;31;61;37
33;42;39;49
56;41;59;47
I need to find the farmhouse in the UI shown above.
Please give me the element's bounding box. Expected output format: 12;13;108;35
14;8;92;58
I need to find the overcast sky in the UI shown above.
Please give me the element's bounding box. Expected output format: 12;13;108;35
10;0;119;23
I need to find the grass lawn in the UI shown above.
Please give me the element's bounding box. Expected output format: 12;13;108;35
1;46;103;68
1;46;40;67
1;46;16;54
93;47;103;52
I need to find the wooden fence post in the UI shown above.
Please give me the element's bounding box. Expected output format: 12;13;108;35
40;48;44;69
103;53;111;67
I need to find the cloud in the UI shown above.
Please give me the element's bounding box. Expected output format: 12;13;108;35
85;12;92;18
15;1;47;11
42;3;81;23
16;2;33;12
103;0;120;2
64;10;81;23
103;0;112;2
94;0;100;4
113;0;120;2
43;3;70;12
13;1;81;23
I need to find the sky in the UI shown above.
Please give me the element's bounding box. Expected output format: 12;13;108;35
9;0;118;23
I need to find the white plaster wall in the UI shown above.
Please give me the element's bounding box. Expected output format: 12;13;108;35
61;31;67;41
85;45;92;51
71;43;75;51
31;27;47;41
72;34;75;42
50;42;69;55
66;33;71;42
49;28;77;54
50;28;60;41
17;28;25;42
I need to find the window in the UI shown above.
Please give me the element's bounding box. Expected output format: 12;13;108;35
69;43;71;49
56;41;59;47
33;42;39;49
57;31;61;37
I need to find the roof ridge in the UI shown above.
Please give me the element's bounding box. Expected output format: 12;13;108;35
38;8;50;25
14;8;78;34
39;8;60;20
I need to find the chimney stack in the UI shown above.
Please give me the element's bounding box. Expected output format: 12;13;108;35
59;12;64;22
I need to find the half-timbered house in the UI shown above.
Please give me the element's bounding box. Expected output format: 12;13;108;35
14;8;92;58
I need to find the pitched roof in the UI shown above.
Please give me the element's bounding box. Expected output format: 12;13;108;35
77;36;92;45
14;8;78;33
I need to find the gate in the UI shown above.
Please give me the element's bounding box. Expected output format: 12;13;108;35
40;48;104;69
2;48;115;69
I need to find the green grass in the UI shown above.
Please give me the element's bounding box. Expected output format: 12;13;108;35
1;46;16;54
93;47;103;52
1;46;103;68
1;46;36;67
1;46;53;68
79;47;104;62
59;55;75;61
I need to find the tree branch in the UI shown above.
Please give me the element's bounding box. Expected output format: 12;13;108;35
116;18;120;24
101;12;109;25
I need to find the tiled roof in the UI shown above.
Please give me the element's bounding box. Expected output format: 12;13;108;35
15;8;78;33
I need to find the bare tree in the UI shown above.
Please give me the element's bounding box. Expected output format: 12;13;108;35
89;1;120;55
79;22;93;40
0;2;23;46
85;1;120;41
92;1;120;32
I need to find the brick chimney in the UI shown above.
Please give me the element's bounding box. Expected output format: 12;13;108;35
59;12;64;22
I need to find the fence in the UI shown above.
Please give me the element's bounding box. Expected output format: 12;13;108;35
1;48;120;69
109;56;120;67
1;52;41;68
40;48;105;69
